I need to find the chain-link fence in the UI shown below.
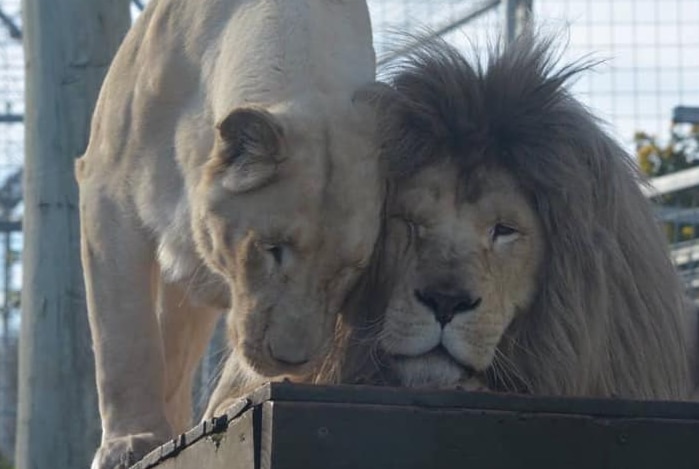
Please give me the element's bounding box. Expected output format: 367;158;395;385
0;0;21;462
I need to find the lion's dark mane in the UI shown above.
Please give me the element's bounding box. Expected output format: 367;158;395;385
329;33;695;400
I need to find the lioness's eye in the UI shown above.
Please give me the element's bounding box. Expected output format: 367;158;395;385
491;223;518;242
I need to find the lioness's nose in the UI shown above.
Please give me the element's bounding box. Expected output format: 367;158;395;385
267;324;318;366
268;340;310;366
414;288;482;326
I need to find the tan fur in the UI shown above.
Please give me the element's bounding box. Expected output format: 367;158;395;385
79;1;380;468
378;162;543;389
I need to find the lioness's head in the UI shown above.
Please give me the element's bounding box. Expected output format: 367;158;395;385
382;160;543;388
193;93;383;376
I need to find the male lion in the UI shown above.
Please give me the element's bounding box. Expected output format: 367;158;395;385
77;1;381;467
328;34;697;399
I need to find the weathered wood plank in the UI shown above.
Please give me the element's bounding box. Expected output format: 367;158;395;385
262;400;699;469
255;382;699;420
139;383;699;469
132;398;250;469
134;408;254;469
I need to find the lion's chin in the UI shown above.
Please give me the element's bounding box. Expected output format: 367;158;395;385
391;347;488;391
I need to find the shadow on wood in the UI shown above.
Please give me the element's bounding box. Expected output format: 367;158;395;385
132;383;699;469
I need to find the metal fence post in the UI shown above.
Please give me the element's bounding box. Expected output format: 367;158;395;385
504;0;533;43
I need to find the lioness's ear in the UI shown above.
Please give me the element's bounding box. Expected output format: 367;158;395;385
215;108;284;193
217;107;284;161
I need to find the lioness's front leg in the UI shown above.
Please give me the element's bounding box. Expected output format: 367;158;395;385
80;184;171;469
157;277;223;433
203;348;268;420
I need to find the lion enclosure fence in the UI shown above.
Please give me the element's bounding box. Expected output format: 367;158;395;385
0;0;696;468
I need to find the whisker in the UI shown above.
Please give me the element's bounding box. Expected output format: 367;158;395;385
493;348;530;392
509;337;536;357
180;260;209;308
492;353;515;391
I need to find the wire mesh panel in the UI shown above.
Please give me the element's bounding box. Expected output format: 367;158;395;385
367;0;699;145
534;0;699;144
0;0;22;173
0;0;21;463
129;0;699;143
369;0;501;57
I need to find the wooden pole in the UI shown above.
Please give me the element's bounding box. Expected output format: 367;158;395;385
504;0;533;44
17;1;130;468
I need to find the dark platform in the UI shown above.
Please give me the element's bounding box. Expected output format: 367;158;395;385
132;382;699;469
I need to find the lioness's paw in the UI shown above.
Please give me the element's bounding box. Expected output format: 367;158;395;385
91;433;166;469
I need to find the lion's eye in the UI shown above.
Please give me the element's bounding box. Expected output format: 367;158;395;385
405;219;417;235
263;244;284;265
405;218;427;244
491;223;518;242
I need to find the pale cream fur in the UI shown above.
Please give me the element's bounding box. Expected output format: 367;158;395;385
382;162;543;389
77;1;379;468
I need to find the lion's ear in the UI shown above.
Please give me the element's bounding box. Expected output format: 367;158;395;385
352;82;398;109
215;108;284;193
360;83;441;178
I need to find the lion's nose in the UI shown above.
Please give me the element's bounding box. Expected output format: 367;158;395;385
414;288;482;326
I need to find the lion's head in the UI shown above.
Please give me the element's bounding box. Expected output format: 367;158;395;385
192;93;384;377
335;34;695;400
379;159;544;389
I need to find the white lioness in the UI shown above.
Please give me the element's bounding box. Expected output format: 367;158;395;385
77;1;380;467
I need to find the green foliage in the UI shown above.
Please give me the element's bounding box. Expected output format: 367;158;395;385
636;124;699;179
635;124;699;242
